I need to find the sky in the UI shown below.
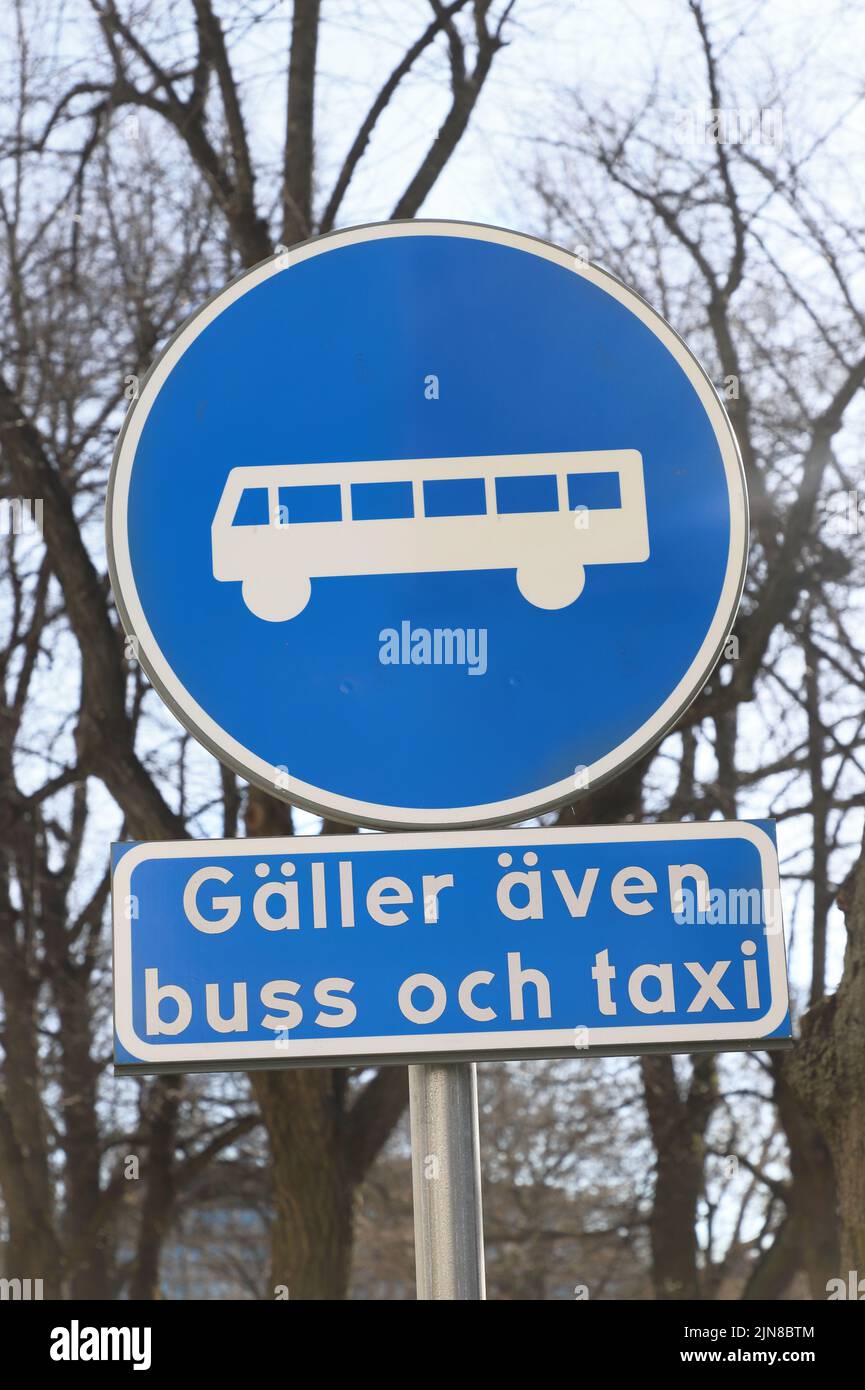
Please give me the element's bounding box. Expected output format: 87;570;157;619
226;0;865;996
243;0;865;230
6;0;864;999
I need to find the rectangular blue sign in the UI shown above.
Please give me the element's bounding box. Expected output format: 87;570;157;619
112;822;792;1072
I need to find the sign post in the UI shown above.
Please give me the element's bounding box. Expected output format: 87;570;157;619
106;219;779;1301
409;1062;486;1300
112;822;790;1296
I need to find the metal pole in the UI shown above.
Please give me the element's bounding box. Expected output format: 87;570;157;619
409;1061;486;1300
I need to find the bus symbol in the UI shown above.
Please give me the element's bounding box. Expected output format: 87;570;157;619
211;450;650;622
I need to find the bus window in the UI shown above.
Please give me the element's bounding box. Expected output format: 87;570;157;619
567;472;621;510
496;473;557;514
423;477;485;517
351;480;413;520
232;487;270;526
277;483;341;523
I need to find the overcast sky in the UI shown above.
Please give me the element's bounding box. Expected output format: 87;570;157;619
6;0;863;996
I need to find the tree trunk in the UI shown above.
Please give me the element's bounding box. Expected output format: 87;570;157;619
771;1056;838;1296
641;1053;716;1299
252;1068;354;1300
128;1077;184;1300
245;791;357;1300
0;956;63;1296
786;829;865;1279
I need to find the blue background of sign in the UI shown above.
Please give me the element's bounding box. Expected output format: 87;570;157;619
126;233;731;810
113;825;790;1064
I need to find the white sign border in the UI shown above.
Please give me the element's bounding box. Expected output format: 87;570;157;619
107;219;749;830
113;822;789;1068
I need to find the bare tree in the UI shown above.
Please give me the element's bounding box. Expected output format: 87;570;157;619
528;0;865;1299
0;0;517;1298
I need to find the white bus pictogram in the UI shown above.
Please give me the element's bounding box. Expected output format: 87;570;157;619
211;450;650;622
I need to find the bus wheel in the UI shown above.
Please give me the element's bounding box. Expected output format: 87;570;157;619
516;564;585;609
241;573;312;622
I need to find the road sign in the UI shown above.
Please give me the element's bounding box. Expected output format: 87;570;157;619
112;821;791;1073
106;220;747;829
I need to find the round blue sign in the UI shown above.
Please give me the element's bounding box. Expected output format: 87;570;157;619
107;221;747;828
